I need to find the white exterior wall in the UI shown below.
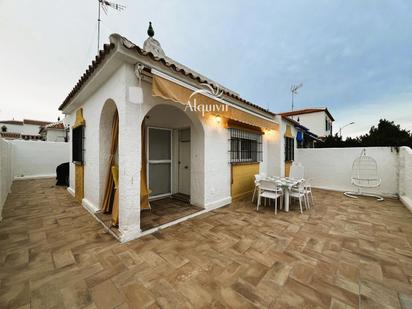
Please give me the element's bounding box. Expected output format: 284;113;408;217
277;116;299;177
399;147;412;211
65;65;129;213
0;139;13;220
46;129;66;142
11;140;70;179
293;112;331;137
22;123;42;135
297;147;399;197
0;123;23;134
65;64;141;241
63;61;280;241
0;138;70;219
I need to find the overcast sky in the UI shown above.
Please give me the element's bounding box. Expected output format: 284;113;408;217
1;0;411;137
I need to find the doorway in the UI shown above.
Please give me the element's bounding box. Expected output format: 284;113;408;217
147;127;172;199
178;128;191;197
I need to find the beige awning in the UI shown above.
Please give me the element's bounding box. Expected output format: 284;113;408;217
152;75;278;130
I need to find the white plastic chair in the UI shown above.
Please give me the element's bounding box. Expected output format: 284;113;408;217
305;179;314;206
344;149;384;201
252;173;267;202
289;180;307;213
257;180;283;214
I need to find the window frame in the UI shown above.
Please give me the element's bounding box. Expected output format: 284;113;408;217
284;136;294;161
229;128;262;164
72;125;84;165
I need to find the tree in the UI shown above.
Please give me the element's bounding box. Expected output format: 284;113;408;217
316;119;412;148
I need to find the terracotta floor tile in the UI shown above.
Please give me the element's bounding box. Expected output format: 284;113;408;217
1;179;412;308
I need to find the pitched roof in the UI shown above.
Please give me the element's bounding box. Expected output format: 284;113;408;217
279;108;334;121
59;34;274;116
23;119;53;126
45;122;64;130
0;120;23;125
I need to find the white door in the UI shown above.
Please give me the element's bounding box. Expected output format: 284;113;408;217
178;129;190;196
148;127;172;199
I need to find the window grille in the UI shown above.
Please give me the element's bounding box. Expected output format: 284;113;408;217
284;137;294;161
72;125;84;164
228;128;262;163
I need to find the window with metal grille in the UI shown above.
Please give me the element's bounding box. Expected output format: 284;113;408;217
229;128;262;163
285;137;294;161
72;125;84;165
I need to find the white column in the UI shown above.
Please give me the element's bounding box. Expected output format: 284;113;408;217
118;100;141;242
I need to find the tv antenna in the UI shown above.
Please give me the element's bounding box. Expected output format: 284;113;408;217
290;83;303;112
97;0;125;52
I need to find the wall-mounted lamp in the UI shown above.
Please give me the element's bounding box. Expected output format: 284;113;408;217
264;129;275;135
215;115;222;124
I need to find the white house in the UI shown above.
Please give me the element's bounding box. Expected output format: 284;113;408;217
58;24;292;242
39;122;67;142
0;119;53;140
280;108;334;138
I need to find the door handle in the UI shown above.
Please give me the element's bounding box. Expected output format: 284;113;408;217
184;166;188;169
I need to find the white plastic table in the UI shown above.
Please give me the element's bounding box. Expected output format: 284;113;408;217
267;177;300;212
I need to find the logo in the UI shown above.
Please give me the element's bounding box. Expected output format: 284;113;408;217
185;83;228;116
189;83;224;100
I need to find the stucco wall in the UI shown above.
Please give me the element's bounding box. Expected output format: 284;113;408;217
46;129;66;142
0;123;23;134
297;147;399;197
0;139;13;220
11;140;70;179
399;147;412;211
63;62;280;239
294;112;330;137
277;116;299;177
22;123;41;135
0;138;70;219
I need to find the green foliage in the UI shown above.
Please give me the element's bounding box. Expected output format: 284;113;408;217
317;119;412;148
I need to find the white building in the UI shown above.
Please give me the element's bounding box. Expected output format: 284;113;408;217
0;119;53;140
280;108;335;138
59;25;323;242
39;122;67;142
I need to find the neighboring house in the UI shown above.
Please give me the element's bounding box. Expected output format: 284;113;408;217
0;120;23;135
279;108;335;138
277;115;321;177
39;122;67;142
0;119;53;140
59;25;284;242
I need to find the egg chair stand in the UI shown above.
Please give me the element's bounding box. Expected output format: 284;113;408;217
344;149;384;202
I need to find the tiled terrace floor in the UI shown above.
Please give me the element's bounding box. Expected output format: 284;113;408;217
1;178;412;308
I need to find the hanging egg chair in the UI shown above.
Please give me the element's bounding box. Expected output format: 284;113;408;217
344;149;384;201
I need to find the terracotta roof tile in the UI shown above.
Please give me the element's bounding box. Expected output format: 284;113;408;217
45;122;64;129
59;35;274;116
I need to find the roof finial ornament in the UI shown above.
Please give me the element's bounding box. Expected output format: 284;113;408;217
143;21;165;58
147;22;154;37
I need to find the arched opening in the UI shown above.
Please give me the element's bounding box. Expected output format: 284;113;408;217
98;99;120;227
140;103;205;231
